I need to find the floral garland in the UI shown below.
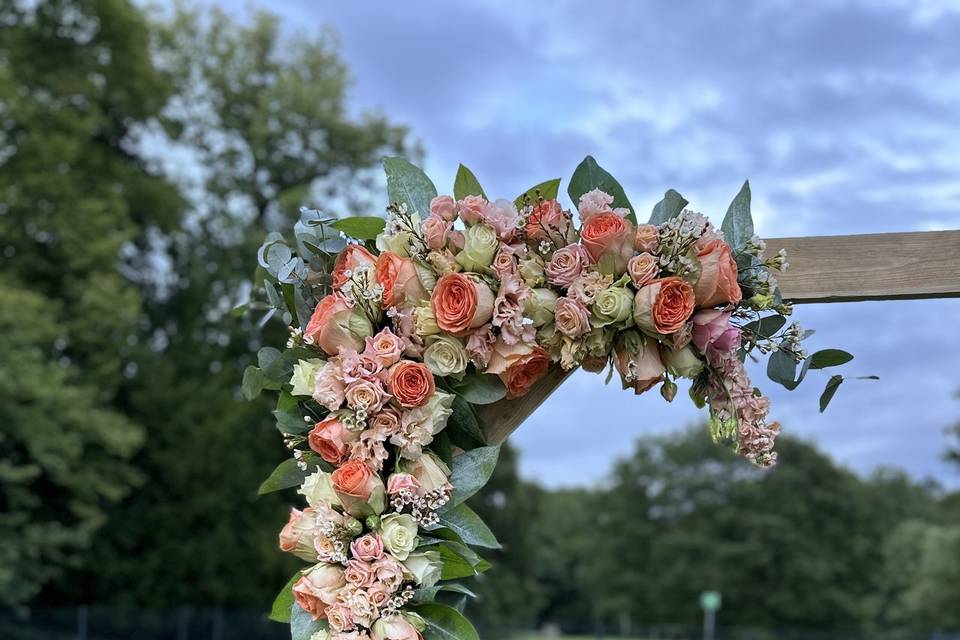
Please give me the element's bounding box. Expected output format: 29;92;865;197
244;157;854;640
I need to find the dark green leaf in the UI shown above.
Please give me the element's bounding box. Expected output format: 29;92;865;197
742;315;787;340
647;189;688;225
415;603;481;640
290;603;329;640
437;543;480;580
450;371;506;405
274;406;307;435
258;458;308;495
720;180;753;249
567;155;636;223
514;178;561;208
446;396;487;450
453;164;486;200
436;503;500;549
431;430;453;466
445;445;500;509
820;375;844;412
413;583;477;604
268;573;300;623
330;216;386;241
808;349;854;370
766;349;798;388
241;366;265;401
383;157;438;218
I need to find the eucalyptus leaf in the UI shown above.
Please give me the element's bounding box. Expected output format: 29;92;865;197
241;366;265;401
437;543;480;580
720;180;753;249
331;216;386;241
742;315;787;340
444;445;500;509
567;155;636;223
446;396;487;450
766;349;798;388
647;189;688;225
453;164;486;200
436;503;500;549
257;458;309;495
269;572;300;623
808;349;854;370
383;157;438;218
514;178;561;208
415;603;481;640
450;371;506;405
290;603;329;640
820;375;844;412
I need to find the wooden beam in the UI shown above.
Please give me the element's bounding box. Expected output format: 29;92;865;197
480;230;960;443
766;230;960;303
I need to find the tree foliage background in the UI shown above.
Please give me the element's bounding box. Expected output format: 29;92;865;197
0;1;958;638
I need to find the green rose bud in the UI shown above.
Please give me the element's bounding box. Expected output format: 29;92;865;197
523;288;558;327
423;334;469;378
365;515;381;531
591;286;635;328
665;345;704;379
660;378;678;402
402;550;443;587
426;389;455;434
414;305;440;335
289;359;324;397
518;254;546;287
379;513;419;560
456;223;499;271
298;470;341;508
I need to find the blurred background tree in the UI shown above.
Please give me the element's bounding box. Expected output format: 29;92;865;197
0;0;183;608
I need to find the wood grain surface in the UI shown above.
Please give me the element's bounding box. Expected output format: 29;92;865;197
480;230;960;443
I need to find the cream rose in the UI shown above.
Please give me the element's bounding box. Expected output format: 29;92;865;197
423;335;469;378
403;550;443;587
523;288;558;327
455;223;499;271
290;359;324;397
298;470;341;508
591;285;634;328
379;513;419;561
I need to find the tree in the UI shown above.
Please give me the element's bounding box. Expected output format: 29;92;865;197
0;0;183;607
71;5;411;607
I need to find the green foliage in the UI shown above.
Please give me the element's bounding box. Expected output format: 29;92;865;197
454;164;487;200
331;216;386;241
416;603;481;640
0;0;182;607
567;156;636;223
444;446;501;510
720;180;753;249
450;370;507;404
515;178;562;209
437;504;500;549
648;189;689;225
383;156;438;218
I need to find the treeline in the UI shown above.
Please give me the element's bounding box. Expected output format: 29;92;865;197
2;1;959;639
468;430;960;638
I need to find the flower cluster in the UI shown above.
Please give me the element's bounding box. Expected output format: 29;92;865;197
251;158;848;638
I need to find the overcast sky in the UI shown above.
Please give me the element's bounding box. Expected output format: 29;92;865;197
198;0;960;488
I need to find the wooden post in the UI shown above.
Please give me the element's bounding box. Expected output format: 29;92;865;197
479;230;960;444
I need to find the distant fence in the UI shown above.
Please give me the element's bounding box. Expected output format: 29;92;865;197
3;608;959;640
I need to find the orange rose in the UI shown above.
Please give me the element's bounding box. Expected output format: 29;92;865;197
633;277;695;335
376;251;428;309
613;332;665;395
331;459;380;501
486;340;551;398
304;293;372;355
693;238;742;308
580;212;634;274
634;224;659;253
332;245;376;289
387;361;435;408
307;416;359;466
431;273;494;335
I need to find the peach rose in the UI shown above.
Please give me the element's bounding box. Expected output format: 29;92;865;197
279;507;320;563
430;195;457;222
633;277;695;335
613;332;666;395
544;244;590;288
486;340;551;398
421;214;452;250
344;559;376;588
554;297;591;339
693;238;742;308
292;563;345;621
308;416;360;466
332;245;377;289
372;617;423;640
627;252;660;287
304;294;372;356
331;459;382;501
369;407;401;436
344;378;388;413
376;251;427;309
372;556;406;592
431;273;495;335
581;212;634;274
526;199;575;244
387;361;435;408
634;224;659;253
457;194;487;225
364;327;404;368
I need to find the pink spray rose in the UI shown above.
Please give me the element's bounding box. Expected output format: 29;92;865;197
627;252;660;287
364;327;405;368
372;555;406;592
421;214;452;250
544;244;590;287
480;199;520;242
429;195;457;222
344;559;376;588
386;472;421;495
691;309;741;358
554;297;591;339
457;194;487;225
344;378;388;413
